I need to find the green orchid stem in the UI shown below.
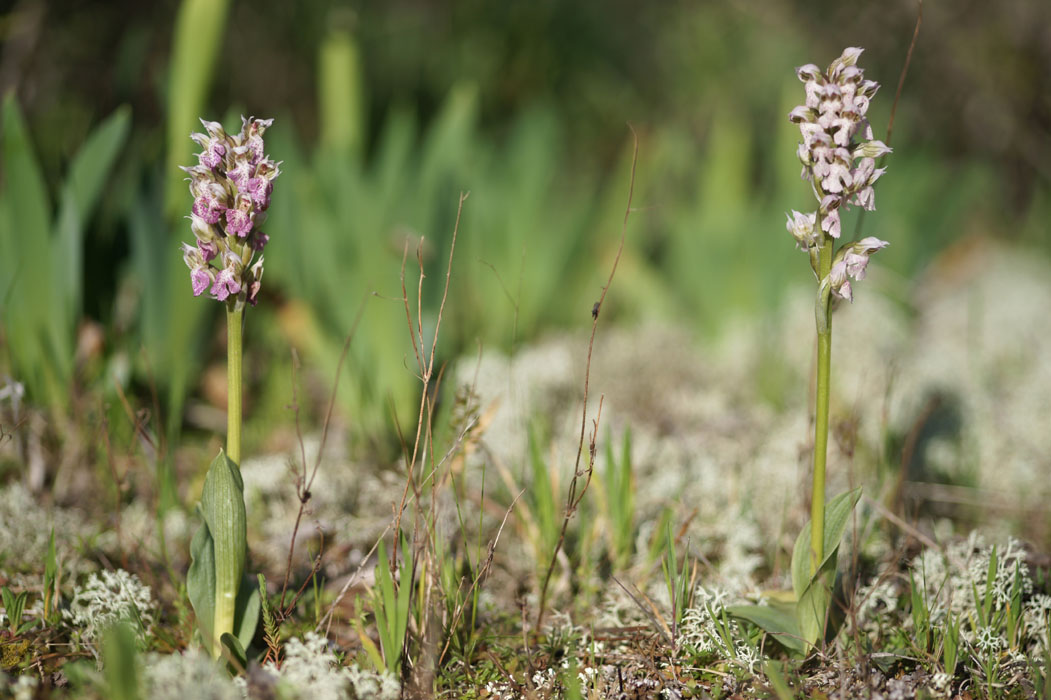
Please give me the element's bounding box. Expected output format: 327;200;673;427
811;231;834;576
811;323;831;574
211;302;244;659
227;304;243;466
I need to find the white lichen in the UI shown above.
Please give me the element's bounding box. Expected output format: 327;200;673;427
258;632;399;700
64;569;155;649
141;649;240;700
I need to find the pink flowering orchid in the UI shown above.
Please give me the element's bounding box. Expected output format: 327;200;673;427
180;116;279;306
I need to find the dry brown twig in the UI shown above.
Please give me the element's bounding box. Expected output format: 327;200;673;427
534;125;640;631
317;194;471;657
278;291;370;616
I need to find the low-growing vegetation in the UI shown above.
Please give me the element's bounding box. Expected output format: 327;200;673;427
3;1;1051;698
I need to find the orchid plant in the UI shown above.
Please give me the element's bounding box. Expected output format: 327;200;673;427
730;48;892;652
181;116;279;661
787;47;890;646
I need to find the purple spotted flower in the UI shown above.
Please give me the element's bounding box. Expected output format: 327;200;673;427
181;243;213;297
211;268;241;302
180;116;279;305
244;177;272;210
191;120;230;170
785;48;890;302
191;268;213;297
191;182;227;225
225;199;254;238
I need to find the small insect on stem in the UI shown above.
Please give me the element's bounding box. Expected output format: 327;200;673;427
591;301;600;320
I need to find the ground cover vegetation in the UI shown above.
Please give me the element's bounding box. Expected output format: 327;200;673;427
2;1;1051;697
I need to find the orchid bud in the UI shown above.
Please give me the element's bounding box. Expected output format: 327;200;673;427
853;140;892;160
190;214;220;245
247;256;265;306
786;210;818;249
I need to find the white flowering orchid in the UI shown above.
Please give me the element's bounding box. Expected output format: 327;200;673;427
779;48;894;650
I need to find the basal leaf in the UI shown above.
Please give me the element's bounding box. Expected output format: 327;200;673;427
199;449;246;655
822;487;862;563
220;632;247;673
796;545;838;647
791;487;862;599
187;508;216;655
727;603;805;654
234;573;261;654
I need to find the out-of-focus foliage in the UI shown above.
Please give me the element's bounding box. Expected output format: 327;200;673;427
164;0;232;217
0;95;129;412
0;0;1047;442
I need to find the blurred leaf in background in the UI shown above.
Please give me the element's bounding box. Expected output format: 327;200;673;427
164;0;232;218
0;0;1045;450
0;94;130;412
130;0;231;443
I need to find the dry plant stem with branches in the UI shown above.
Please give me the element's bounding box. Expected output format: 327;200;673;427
275;292;369;624
317;194;473;672
534;125;639;632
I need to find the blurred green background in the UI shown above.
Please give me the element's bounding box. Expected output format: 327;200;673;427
1;0;1049;453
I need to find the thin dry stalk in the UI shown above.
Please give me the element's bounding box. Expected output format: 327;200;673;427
853;1;921;240
886;0;922;150
278;291;370;613
534;126;639;631
318;193;469;675
393;192;468;540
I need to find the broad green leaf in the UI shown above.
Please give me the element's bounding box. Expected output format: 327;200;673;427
189;515;259;660
199;449;246;655
1;93;55;405
790;526;809;602
187;507;216;654
1;93;51;260
234;573;261;654
1;587;14;614
220;632;247;672
727;603;805;654
791;487;862;600
796;545;838;646
764;660;796;700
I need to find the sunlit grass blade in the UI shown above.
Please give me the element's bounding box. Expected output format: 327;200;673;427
164;0;231;217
